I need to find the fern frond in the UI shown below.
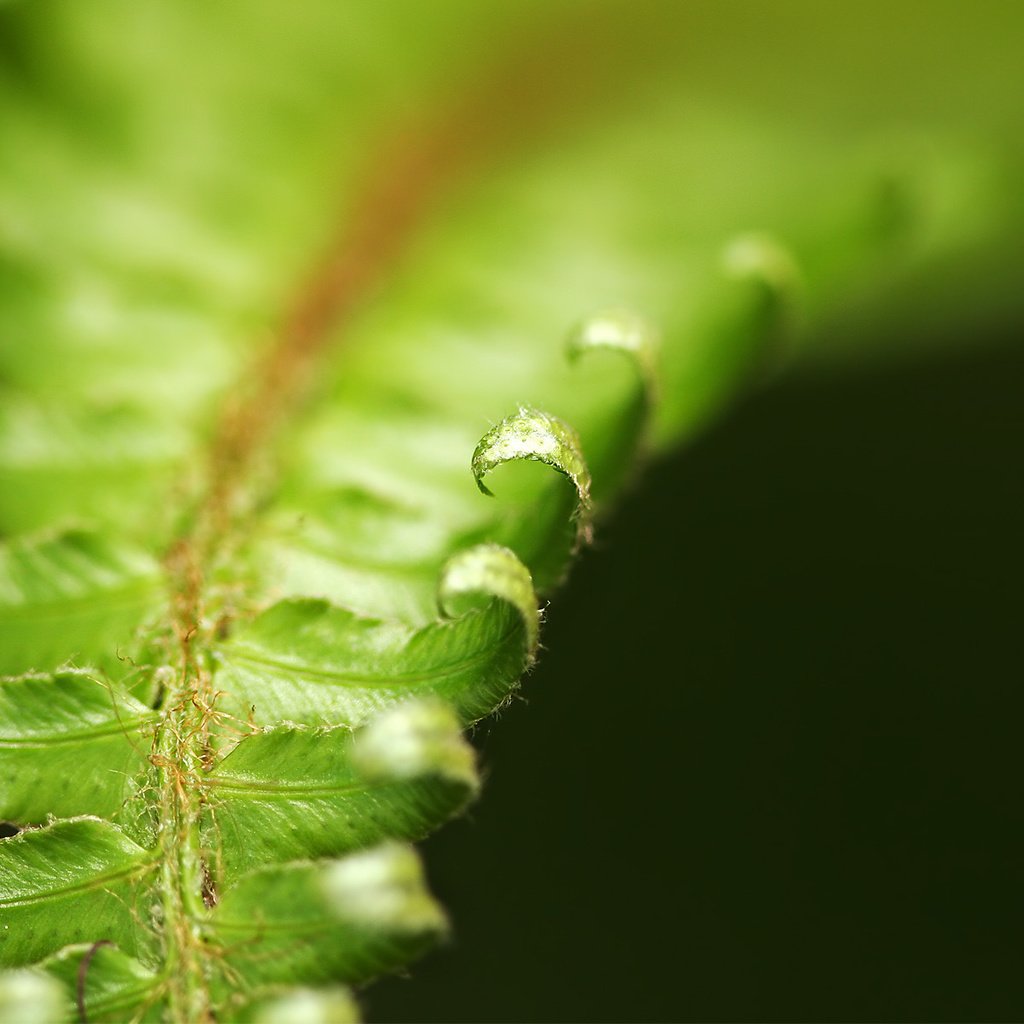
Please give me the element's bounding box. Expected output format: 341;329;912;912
0;2;1021;1021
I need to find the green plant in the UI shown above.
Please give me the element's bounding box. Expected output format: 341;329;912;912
1;3;1021;1022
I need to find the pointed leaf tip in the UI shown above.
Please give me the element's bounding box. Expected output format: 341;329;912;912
439;543;539;657
471;408;592;540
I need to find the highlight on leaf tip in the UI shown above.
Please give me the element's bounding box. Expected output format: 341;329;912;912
322;843;448;935
721;231;801;293
438;542;540;656
352;698;479;793
471;407;593;538
35;942;158;1024
213;845;447;990
565;307;660;400
722;232;803;364
246;986;360;1024
0;969;70;1024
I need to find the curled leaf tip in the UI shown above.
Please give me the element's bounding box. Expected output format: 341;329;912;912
471;407;592;537
721;231;801;294
566;307;659;398
722;232;803;364
353;699;479;792
438;543;540;657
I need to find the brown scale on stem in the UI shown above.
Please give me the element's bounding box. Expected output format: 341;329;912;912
150;9;627;1021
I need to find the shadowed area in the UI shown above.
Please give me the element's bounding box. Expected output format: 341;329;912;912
371;332;1024;1023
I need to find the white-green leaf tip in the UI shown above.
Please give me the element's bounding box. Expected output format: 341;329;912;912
323;844;447;935
352;699;479;793
0;970;70;1024
471;407;592;538
439;542;540;656
251;987;360;1024
566;307;659;400
721;231;801;294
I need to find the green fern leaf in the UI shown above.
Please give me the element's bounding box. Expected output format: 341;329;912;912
0;1;1021;1021
0;670;155;823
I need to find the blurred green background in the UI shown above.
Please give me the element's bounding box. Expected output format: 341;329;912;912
372;327;1023;1022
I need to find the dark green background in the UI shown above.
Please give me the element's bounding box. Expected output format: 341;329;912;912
372;335;1022;1022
